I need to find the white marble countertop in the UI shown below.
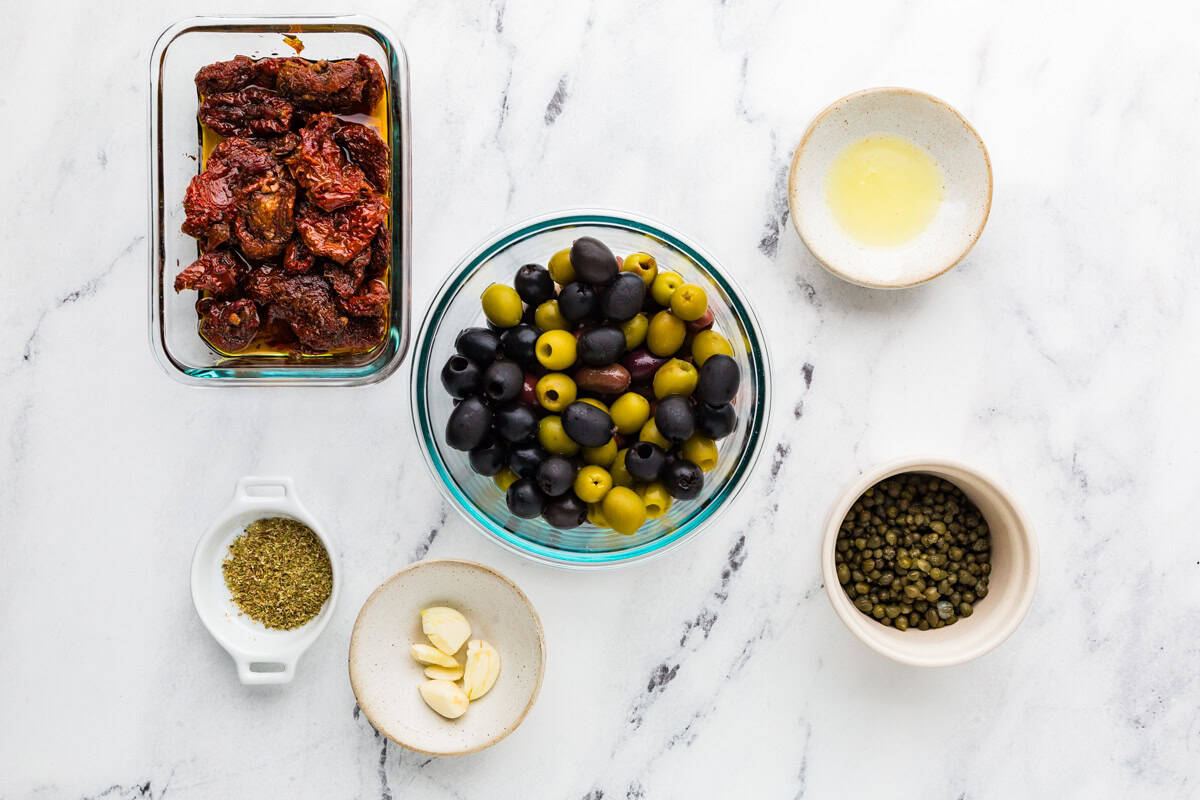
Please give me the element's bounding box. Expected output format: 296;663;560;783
3;1;1199;797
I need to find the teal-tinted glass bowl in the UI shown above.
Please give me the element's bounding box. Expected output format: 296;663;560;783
411;211;771;567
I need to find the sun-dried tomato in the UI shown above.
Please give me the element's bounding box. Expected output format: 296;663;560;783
235;173;297;260
200;298;260;352
195;55;259;95
199;87;293;137
286;113;370;211
274;54;383;114
182;138;280;250
324;244;370;298
174;250;244;298
336;120;389;192
283;236;315;274
294;194;388;265
265;274;348;352
337;278;390;318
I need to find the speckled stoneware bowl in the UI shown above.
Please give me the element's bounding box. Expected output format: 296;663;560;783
789;87;993;288
348;559;545;755
821;457;1037;667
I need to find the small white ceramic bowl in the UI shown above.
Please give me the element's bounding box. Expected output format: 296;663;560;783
821;458;1037;666
191;476;341;685
349;559;545;755
789;87;992;288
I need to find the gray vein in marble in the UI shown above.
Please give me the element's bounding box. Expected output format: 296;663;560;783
627;533;748;730
544;76;569;126
17;235;143;368
411;505;449;561
758;135;790;258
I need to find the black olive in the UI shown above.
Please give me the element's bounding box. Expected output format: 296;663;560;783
514;264;556;307
492;402;538;442
455;327;500;366
562;402;613;447
500;324;541;366
600;272;646;321
508;442;548;479
506;478;546;518
557;282;597;322
570;236;618;284
695;354;740;405
468;436;507;476
654;395;695;443
577;326;627;367
625;441;666;482
536;456;575;497
482;360;524;403
542;493;588;529
440;354;481;398
445;396;492;451
662;458;703;500
694;402;737;440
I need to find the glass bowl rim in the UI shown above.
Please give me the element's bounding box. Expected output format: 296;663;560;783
410;208;773;568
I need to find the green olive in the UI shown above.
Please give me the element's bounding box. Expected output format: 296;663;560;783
481;284;523;328
610;392;651;434
691;329;733;366
669;283;708;321
639;481;672;519
602;486;647;535
534;299;571;331
574;465;613;503
610;448;635;487
538;415;580;456
548;247;575;284
493;468;519;492
651;271;684;306
652;358;699;398
536;329;577;370
620;313;649;350
535;373;576;412
587;502;610;529
681;434;718;471
646;310;686;356
622;252;658;286
582;437;618;467
638;418;671;450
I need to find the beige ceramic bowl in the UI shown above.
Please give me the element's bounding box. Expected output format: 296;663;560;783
349;559;545;755
789;87;992;288
822;458;1037;666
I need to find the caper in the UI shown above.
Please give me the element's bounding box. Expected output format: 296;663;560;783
834;472;991;633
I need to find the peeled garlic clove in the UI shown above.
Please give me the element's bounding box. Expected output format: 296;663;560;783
419;679;469;719
421;607;471;655
424;664;464;681
410;643;458;668
462;639;501;700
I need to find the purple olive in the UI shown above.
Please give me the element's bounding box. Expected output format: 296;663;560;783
621;348;668;385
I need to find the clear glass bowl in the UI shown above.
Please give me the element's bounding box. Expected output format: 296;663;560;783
411;211;772;567
148;15;411;385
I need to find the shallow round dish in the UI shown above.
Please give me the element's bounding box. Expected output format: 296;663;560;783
821;457;1037;667
789;87;992;288
349;559;545;755
190;476;340;684
410;210;771;568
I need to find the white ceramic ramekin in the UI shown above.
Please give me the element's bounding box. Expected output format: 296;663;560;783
190;476;340;684
822;457;1037;666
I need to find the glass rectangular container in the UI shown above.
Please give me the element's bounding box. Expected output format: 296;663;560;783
149;15;411;385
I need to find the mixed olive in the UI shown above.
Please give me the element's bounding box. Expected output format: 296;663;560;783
441;237;742;535
835;473;992;631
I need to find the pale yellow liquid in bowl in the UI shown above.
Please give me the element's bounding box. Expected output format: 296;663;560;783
825;134;944;246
